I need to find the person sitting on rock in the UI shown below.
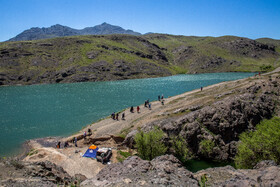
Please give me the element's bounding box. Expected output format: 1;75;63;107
56;141;61;149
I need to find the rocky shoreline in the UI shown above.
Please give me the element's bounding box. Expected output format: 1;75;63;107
1;69;280;186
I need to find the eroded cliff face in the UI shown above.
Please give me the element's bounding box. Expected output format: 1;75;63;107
123;74;280;161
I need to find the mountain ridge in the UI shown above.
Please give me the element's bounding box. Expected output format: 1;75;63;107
8;23;141;41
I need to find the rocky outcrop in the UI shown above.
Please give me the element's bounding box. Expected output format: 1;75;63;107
81;155;198;187
0;158;75;186
80;154;280;187
123;77;280;161
194;160;280;187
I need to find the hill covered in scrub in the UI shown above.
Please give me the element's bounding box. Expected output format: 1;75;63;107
0;34;280;86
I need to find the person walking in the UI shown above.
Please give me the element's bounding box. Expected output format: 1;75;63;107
116;113;119;120
158;95;161;101
74;137;77;147
122;112;125;120
130;106;134;113
137;106;140;113
149;103;151;110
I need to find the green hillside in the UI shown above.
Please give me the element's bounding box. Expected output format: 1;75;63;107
0;34;279;85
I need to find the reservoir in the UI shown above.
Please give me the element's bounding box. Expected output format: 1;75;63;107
0;72;255;156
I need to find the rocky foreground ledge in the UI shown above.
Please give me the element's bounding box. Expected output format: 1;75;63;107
1;155;279;186
81;155;280;187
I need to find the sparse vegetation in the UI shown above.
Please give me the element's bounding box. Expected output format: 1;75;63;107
116;150;133;162
199;140;215;157
171;136;191;163
235;117;280;169
135;127;167;160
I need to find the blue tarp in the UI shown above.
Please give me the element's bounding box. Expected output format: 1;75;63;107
83;144;99;158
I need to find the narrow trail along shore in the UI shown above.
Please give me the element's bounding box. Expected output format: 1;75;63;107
24;68;280;180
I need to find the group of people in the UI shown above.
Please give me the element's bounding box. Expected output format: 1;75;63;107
158;94;165;105
56;141;69;149
111;94;165;121
56;128;92;149
111;112;125;120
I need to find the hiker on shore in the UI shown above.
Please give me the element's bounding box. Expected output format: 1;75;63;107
161;99;164;105
201;87;203;91
111;112;115;120
158;95;161;101
116;113;119;120
122;112;125;120
83;131;87;139
144;100;147;107
64;141;69;148
56;141;61;149
149;103;151;110
137;106;140;113
88;128;92;135
74;137;77;147
130;106;134;113
161;94;164;100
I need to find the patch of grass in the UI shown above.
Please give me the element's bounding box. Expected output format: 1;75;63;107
118;125;134;138
116;150;132;162
27;148;38;156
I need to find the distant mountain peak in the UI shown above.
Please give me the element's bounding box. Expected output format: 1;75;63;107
8;23;141;41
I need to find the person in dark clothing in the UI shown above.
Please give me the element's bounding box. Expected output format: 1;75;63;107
64;141;69;148
201;87;203;91
144;100;147;107
158;95;161;101
161;94;164;100
130;106;134;113
88;128;92;135
74;137;77;147
122;112;125;120
111;112;116;120
116;113;119;120
161;99;164;105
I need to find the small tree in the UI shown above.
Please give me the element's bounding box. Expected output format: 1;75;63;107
135;127;167;160
235;117;280;169
171;136;191;163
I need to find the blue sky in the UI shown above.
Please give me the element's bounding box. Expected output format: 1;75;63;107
0;0;279;42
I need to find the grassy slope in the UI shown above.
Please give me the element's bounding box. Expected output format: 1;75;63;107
0;34;279;84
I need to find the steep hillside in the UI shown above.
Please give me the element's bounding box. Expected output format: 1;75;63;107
0;34;279;86
8;23;141;42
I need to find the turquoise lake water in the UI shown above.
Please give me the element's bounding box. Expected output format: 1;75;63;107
0;72;255;157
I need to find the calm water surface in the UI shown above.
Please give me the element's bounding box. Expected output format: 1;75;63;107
0;72;254;156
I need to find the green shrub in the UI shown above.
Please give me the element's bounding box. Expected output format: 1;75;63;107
171;136;191;163
199;140;215;157
135;127;167;160
260;64;273;72
235;117;280;169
